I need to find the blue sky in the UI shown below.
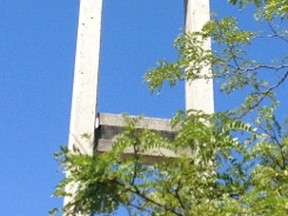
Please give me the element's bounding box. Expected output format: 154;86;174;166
1;1;286;215
0;2;184;215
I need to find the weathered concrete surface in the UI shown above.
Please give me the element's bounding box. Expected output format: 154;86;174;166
96;113;180;164
185;0;214;113
64;0;103;214
68;0;103;155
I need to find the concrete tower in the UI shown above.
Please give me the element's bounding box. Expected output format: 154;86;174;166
64;0;213;214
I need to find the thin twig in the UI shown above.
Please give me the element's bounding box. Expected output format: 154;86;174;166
174;181;186;213
238;71;288;118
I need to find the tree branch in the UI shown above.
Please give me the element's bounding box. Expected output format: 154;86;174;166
115;180;183;216
238;71;288;118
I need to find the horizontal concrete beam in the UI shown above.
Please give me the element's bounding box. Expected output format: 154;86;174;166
96;113;177;131
95;113;185;163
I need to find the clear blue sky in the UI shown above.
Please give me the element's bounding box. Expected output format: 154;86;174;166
1;1;285;215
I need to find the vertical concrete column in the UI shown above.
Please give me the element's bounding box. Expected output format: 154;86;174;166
184;0;214;113
64;0;103;214
68;0;103;154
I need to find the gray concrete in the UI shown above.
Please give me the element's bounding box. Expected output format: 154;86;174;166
64;0;103;214
96;113;180;164
185;0;214;113
67;0;103;155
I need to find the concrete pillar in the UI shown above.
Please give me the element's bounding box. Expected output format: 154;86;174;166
184;0;214;113
68;0;103;154
64;0;103;214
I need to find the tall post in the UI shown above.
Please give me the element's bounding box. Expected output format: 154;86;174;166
184;0;214;113
68;0;103;155
64;0;103;213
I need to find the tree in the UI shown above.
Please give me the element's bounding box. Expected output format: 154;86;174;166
51;0;288;215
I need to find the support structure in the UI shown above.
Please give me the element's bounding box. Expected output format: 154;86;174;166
185;0;214;113
64;0;213;214
67;0;103;155
96;113;179;164
64;0;103;212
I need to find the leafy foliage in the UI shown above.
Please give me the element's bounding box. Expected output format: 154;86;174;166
52;1;288;215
